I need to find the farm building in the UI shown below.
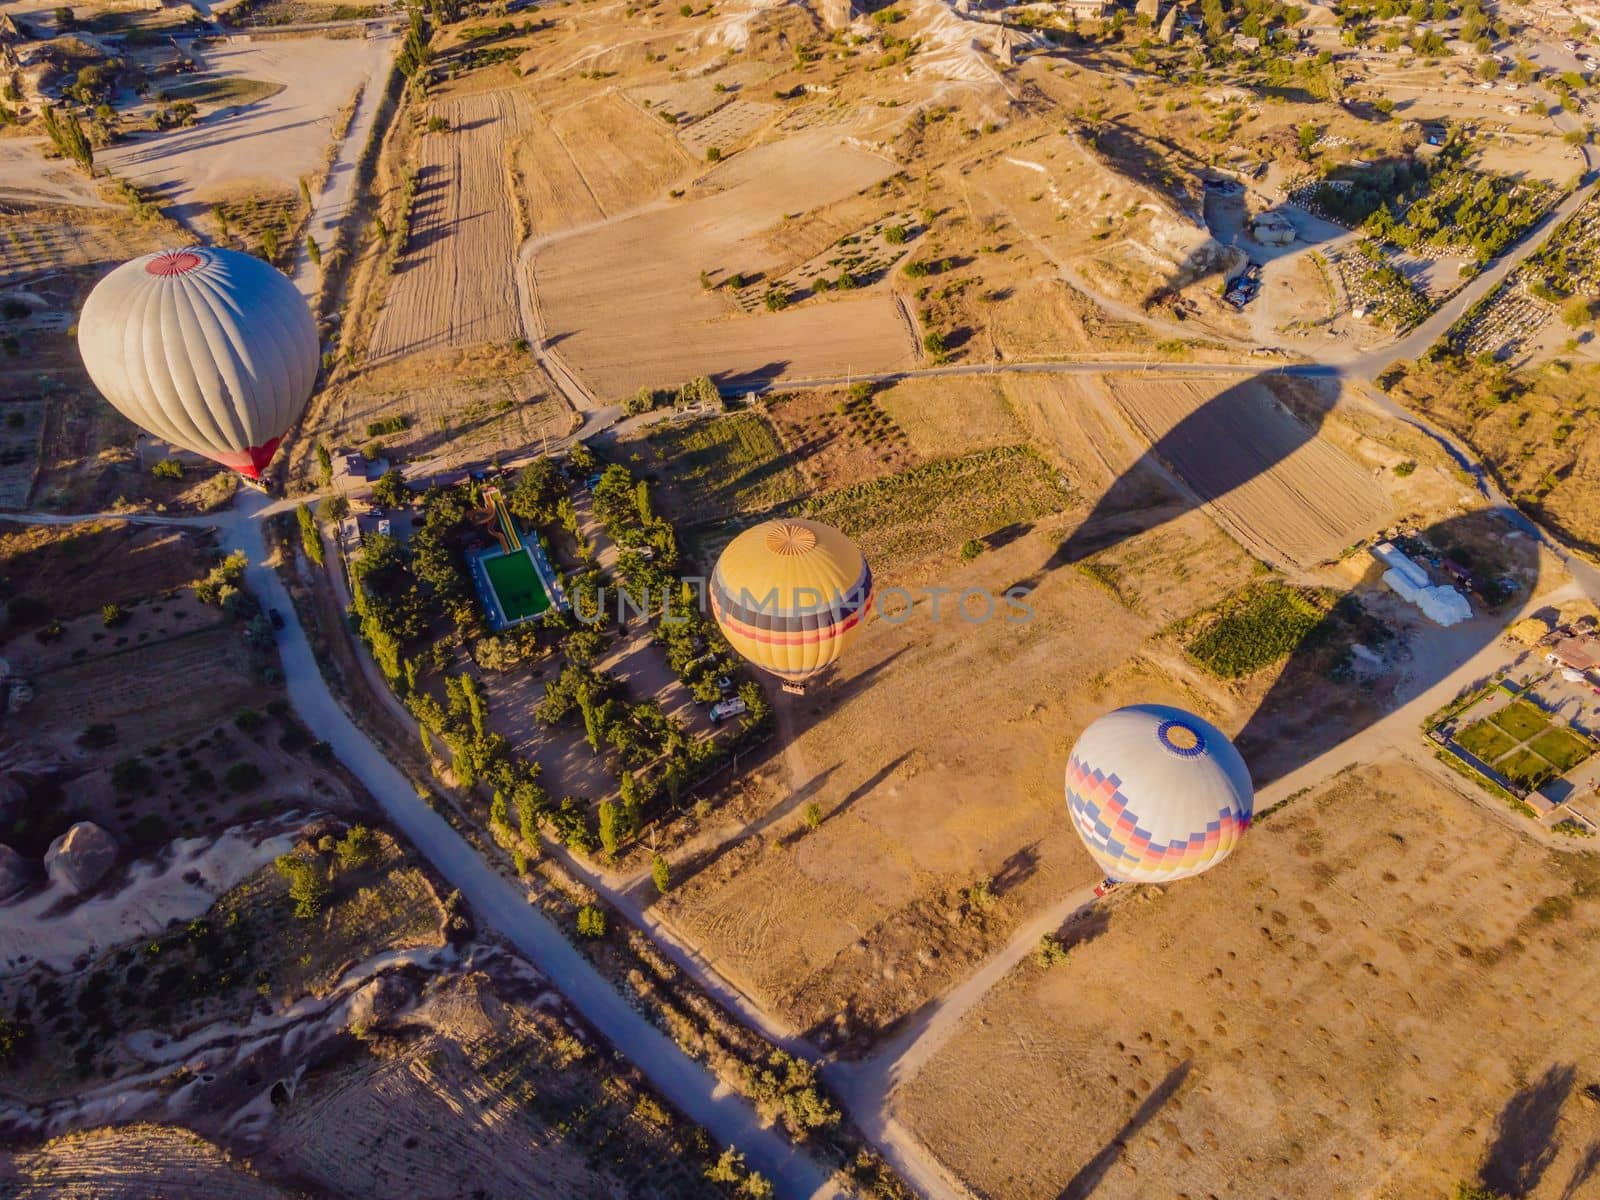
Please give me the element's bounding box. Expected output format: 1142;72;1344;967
1548;634;1600;677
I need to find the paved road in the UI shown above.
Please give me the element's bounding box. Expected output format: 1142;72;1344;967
218;493;844;1200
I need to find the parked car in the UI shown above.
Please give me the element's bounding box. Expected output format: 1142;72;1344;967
715;675;734;695
709;697;748;724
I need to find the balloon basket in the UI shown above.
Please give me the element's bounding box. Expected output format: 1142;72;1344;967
780;681;807;697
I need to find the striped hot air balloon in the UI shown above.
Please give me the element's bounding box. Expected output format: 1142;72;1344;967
77;247;320;480
1065;704;1253;885
709;518;872;684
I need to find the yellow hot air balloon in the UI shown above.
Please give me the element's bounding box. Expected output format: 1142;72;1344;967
709;519;872;685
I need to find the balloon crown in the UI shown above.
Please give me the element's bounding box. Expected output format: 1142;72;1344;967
145;250;205;277
765;523;819;556
1155;718;1207;758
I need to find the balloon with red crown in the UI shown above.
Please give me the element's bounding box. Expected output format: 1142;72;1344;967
77;247;319;481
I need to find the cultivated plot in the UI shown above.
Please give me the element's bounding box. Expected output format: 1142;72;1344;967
531;130;918;399
369;88;535;362
1104;375;1391;569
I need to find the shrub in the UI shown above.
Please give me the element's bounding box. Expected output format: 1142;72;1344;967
112;758;152;793
78;723;118;749
151;457;184;480
224;762;264;792
706;146;721;162
101;603;127;628
960;538;983;560
652;853;671;894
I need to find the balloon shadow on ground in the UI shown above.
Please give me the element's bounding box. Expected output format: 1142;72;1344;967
1235;507;1539;789
1011;368;1541;790
1030;369;1337;581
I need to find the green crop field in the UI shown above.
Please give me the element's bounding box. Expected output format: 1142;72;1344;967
1181;580;1328;680
648;412;806;519
1529;726;1594;773
484;550;549;622
1498;746;1558;791
166;77;285;107
1491;699;1550;742
802;445;1070;572
1456;718;1519;764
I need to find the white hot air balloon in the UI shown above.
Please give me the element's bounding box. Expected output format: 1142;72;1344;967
77;247;320;480
1064;704;1253;886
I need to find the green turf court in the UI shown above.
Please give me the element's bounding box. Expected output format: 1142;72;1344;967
483;549;551;622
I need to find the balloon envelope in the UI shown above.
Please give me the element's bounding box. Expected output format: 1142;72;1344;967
77;247;319;479
709;518;871;682
1065;704;1252;884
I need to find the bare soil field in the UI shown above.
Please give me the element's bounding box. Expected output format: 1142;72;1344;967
17;623;259;753
0;1125;287;1199
0;521;214;623
1103;374;1392;569
676;96;780;157
660;502;1240;1051
899;758;1600;1200
0;140;110;210
261;967;723;1199
531;130;918;400
102;33;391;225
763;387;918;498
511;90;690;238
368;88;536;363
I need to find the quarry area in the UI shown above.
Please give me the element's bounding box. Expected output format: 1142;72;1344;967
8;0;1600;1195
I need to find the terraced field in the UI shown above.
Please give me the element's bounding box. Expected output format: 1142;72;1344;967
1104;375;1390;569
370;89;535;362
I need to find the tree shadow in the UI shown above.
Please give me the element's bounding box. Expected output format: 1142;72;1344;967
1561;1138;1600;1200
1479;1063;1576;1198
1057;1060;1192;1200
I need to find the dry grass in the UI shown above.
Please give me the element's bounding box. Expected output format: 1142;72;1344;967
1;1126;286;1199
898;759;1600;1200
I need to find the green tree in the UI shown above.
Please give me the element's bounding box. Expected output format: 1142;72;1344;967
41;104;93;174
1296;122;1319;159
577;904;607;937
101;602;126;627
305;234;321;266
296;502;325;566
652;853;671;894
335;824;379;870
598;798;621;856
316;441;334;483
370;468;409;508
274;852;330;919
151;457;184;480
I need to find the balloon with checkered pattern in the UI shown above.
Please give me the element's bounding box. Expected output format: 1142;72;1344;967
1065;704;1253;885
